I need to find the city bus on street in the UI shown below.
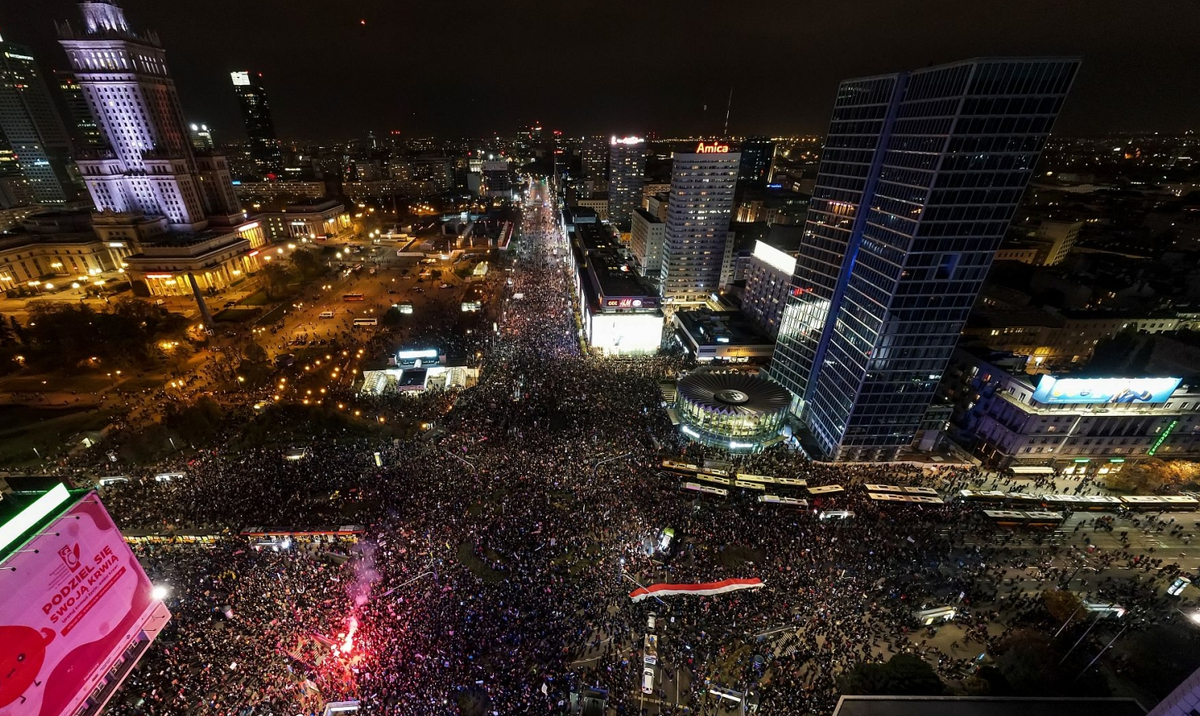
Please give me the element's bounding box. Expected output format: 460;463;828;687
343;293;365;301
353;318;378;326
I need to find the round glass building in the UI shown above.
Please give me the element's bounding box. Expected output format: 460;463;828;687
675;372;790;452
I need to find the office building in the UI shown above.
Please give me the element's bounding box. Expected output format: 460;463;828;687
0;35;75;204
54;70;104;150
737;136;775;189
187;122;214;151
771;57;1080;461
230;70;283;176
1037;219;1082;265
630;206;666;280
996;218;1082;266
481;160;511;198
608;136;645;226
0;131;32;208
743;239;800;338
659;142;740;304
581;135;607;196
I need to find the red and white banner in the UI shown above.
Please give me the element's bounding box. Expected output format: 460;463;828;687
628;578;764;602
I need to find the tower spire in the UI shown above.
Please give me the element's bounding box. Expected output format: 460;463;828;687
79;0;130;35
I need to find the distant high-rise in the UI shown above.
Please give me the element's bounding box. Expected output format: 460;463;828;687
608;136;645;226
0;34;75;204
771;57;1080;461
659;142;740;304
230;70;282;176
737;136;775;189
188;122;214;151
54;70;104;151
0;129;33;208
58;0;243;229
581;135;607;196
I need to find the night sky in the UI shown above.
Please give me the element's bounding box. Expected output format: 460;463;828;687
3;0;1198;142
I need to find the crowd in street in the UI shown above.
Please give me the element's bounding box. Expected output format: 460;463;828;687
81;183;1199;715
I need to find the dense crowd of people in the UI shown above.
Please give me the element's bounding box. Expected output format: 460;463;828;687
75;182;1198;715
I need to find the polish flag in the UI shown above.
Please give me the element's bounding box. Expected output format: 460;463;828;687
628;578;765;602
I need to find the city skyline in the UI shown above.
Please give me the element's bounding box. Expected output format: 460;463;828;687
0;0;1197;141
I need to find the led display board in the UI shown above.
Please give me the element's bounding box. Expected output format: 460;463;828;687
0;493;167;716
1031;376;1181;405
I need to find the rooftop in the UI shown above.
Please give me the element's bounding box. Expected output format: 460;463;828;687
633;207;663;225
285;198;341;212
674;309;774;347
586;248;656;301
575;222;620;253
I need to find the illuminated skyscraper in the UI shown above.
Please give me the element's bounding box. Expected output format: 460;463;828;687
659;142;740;304
580;135;607;197
771;57;1079;461
0;34;75;204
54;70;104;150
608;136;645;226
737;136;775;189
58;0;242;231
187;122;214;151
230;70;282;176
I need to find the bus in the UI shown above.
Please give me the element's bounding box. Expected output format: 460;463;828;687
343;293;365;301
352;318;378;326
1119;495;1200;511
982;510;1065;528
661;459;701;476
681;482;728;498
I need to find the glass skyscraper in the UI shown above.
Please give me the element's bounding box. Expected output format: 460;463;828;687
231;71;283;177
0;35;75;204
607;136;645;227
771;57;1080;461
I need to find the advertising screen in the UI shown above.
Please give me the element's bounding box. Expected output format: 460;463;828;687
589;313;663;356
0;493;164;716
1031;376;1182;405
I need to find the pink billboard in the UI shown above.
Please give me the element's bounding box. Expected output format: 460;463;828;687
0;492;168;716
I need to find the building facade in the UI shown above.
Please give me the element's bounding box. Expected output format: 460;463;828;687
481;160;511;198
737;136;775;189
54;70;104;150
660;143;740;304
1036;219;1081;266
939;347;1200;471
59;2;240;231
187;122;213;151
580;135;607;197
607;136;645;227
56;1;261;309
230;71;282;177
771;57;1080;460
566;221;663;356
630;206;665;280
0;36;76;204
742;239;798;338
261;198;350;242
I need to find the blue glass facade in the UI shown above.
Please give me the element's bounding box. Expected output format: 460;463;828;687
772;58;1080;461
